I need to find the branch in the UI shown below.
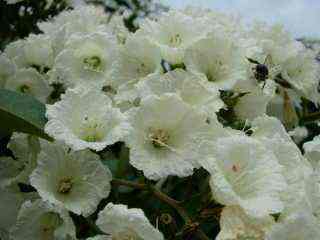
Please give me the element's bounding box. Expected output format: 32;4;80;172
149;185;190;222
301;111;320;123
112;178;145;190
111;179;210;240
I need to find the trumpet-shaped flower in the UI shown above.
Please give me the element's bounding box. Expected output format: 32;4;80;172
5;34;54;72
126;93;226;180
202;136;287;217
45;87;128;151
110;35;162;89
1;133;40;187
184;32;246;90
137;69;224;114
217;206;275;240
0;188;37;239
96;203;163;240
251;116;313;205
54;32;117;88
10;200;76;240
30;142;112;216
137;10;208;64
5;68;52;103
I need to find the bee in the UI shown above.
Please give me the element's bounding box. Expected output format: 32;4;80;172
247;55;298;129
247;55;293;89
247;57;269;83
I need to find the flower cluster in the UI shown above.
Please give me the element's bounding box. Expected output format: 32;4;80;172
1;3;320;240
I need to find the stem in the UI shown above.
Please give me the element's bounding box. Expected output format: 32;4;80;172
302;111;320;123
112;178;145;190
111;179;210;240
149;185;190;222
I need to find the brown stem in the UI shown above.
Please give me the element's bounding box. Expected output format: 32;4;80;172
112;178;145;190
149;185;190;222
111;179;210;240
302;111;320;123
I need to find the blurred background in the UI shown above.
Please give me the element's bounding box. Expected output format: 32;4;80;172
163;0;320;39
2;0;319;44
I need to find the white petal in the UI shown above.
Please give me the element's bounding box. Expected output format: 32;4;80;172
217;206;275;240
30;142;112;216
10;199;76;240
97;203;163;240
45;87;129;151
126;93;225;180
203;136;287;217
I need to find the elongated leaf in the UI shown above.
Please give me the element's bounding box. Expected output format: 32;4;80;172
0;89;52;141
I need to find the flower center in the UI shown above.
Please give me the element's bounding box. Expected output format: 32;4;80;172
206;60;224;82
19;84;30;93
78;116;105;142
83;56;102;72
136;62;150;76
206;71;216;82
169;34;182;47
58;177;73;194
149;128;170;148
39;212;62;240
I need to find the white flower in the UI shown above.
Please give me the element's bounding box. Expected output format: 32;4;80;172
281;50;319;103
0;53;16;88
183;6;245;38
106;13;130;44
30;142;112;216
233;88;274;121
10;199;76;240
5;34;54;72
251;116;313;205
201;135;287;217
0;188;36;239
38;6;108;39
275;172;320;232
184;32;246;90
96;203;163;240
110;35;162;89
45;87;128;151
54;32;117;88
217;206;275;240
137;10;208;64
5;68;52;103
110;35;162;106
136;69;224;114
266;206;320;240
126;93;226;180
1;133;40;187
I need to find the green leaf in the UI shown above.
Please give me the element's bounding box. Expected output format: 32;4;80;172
0;89;52;141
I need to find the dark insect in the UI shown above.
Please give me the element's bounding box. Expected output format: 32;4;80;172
247;57;269;84
247;55;293;89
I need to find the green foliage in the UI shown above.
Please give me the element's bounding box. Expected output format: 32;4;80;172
0;89;52;140
87;0;168;32
0;0;69;50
